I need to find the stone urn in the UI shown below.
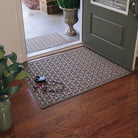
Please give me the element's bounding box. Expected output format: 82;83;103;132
61;8;79;36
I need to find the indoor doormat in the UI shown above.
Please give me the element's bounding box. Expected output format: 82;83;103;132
24;47;131;109
26;32;69;54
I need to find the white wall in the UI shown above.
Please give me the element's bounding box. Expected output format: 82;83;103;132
0;0;27;62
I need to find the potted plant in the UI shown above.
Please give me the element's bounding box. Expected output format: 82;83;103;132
0;45;29;131
57;0;80;36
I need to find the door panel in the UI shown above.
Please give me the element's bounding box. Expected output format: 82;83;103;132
82;0;138;71
91;15;124;46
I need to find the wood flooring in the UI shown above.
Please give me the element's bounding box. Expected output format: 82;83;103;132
0;61;138;138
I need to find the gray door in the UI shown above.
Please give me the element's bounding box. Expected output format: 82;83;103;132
82;0;138;71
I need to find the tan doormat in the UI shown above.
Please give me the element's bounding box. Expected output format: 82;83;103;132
24;47;131;109
26;32;69;54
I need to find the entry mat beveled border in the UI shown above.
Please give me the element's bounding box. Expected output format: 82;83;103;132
24;47;131;109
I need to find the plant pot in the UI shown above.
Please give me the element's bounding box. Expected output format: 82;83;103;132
61;8;79;36
0;100;13;131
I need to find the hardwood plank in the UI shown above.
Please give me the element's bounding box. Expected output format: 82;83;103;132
0;70;138;138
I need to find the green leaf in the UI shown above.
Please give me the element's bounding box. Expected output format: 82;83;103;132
3;63;24;87
3;73;17;87
0;45;5;59
3;66;22;87
57;0;80;8
0;85;21;101
8;63;20;73
0;45;4;49
1;85;22;95
0;48;5;59
15;71;29;80
4;69;11;77
0;96;12;102
0;82;2;92
0;58;8;79
8;63;24;74
6;52;17;63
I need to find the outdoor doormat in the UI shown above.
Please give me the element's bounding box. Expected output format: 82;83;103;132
24;47;131;109
26;32;69;54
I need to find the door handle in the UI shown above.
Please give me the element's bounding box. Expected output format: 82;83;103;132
132;1;136;16
130;0;138;17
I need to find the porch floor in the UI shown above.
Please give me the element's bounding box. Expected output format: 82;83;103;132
21;2;80;42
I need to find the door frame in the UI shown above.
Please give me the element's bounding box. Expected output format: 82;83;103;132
133;30;138;70
15;0;27;62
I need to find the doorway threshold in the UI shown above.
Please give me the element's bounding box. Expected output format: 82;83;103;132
27;41;83;61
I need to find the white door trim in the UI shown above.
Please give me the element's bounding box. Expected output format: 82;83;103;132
15;0;27;62
133;30;138;70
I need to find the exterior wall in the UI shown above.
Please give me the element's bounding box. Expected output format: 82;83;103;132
0;0;27;62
